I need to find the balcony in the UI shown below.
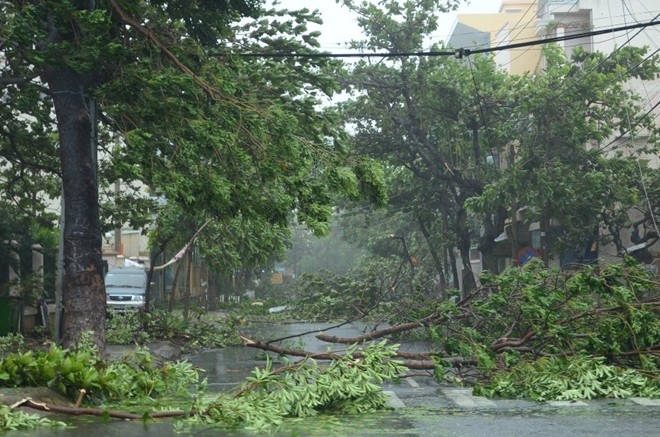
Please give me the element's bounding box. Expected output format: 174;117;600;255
537;0;579;18
536;0;591;43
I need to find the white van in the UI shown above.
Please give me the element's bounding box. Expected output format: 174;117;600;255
105;268;148;313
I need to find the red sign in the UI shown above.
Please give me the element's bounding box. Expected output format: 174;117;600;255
516;246;541;265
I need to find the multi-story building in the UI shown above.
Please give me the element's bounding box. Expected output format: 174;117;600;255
448;1;541;75
447;0;660;270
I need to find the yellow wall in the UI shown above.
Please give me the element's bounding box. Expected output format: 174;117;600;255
454;1;541;75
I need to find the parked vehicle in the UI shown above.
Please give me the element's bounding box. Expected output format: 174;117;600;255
105;268;148;313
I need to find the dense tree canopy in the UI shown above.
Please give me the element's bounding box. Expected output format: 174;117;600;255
0;0;386;348
333;0;660;296
467;45;660;264
336;0;515;292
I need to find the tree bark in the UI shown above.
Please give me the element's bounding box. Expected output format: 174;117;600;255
417;216;447;298
455;208;477;293
44;65;105;350
241;336;474;370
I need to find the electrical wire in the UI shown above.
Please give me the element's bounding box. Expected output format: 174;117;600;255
490;0;578;72
515;10;660;154
216;19;660;59
617;0;660;238
465;55;495;161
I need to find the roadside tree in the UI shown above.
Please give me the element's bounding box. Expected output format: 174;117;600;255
466;45;660;264
336;0;511;292
0;0;385;349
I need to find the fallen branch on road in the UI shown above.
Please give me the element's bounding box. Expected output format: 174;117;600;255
10;397;187;420
240;335;475;370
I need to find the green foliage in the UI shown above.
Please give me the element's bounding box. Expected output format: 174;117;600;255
287;256;416;321
106;310;241;352
188;340;407;431
475;355;660;401
336;0;523;287
0;333;406;432
282;256;660;402
430;258;660;400
0;405;67;432
2;0;388;349
0;333;26;355
101;348;202;404
466;44;660;255
0;332;202;403
339;0;660;289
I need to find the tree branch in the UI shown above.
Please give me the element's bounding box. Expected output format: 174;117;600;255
107;0;258;117
10;397;186;420
241;336;474;370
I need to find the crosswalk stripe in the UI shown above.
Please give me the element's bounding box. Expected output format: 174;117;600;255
630;397;660;406
441;388;496;407
384;390;406;408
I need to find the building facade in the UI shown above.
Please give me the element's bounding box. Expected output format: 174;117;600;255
447;0;660;270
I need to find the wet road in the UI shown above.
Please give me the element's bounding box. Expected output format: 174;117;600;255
6;321;660;436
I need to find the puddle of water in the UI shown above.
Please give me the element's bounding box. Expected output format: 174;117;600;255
6;410;425;437
188;321;435;392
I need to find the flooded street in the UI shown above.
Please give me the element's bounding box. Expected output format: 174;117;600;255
6;322;660;436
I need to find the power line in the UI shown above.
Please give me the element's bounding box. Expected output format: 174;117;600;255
492;0;580;72
457;18;660;58
512;10;660;146
441;11;656;53
219;19;660;59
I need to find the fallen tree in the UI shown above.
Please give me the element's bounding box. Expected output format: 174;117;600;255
0;336;408;432
240;336;476;370
253;257;660;398
2;258;659;433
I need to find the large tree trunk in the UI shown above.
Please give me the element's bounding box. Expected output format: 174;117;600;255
454;208;477;293
45;66;105;350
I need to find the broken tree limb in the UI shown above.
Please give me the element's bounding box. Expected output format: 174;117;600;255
313;300;480;345
315;321;425;344
240;336;475;370
74;389;86;408
315;312;446;344
491;330;536;352
10;397;186;420
241;336;344;360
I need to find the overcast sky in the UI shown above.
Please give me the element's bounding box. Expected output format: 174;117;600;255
276;0;501;52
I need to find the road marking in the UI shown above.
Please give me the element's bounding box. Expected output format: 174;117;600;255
547;400;588;407
406;378;420;388
441;388;496;407
630;397;660;406
384;390;406;408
